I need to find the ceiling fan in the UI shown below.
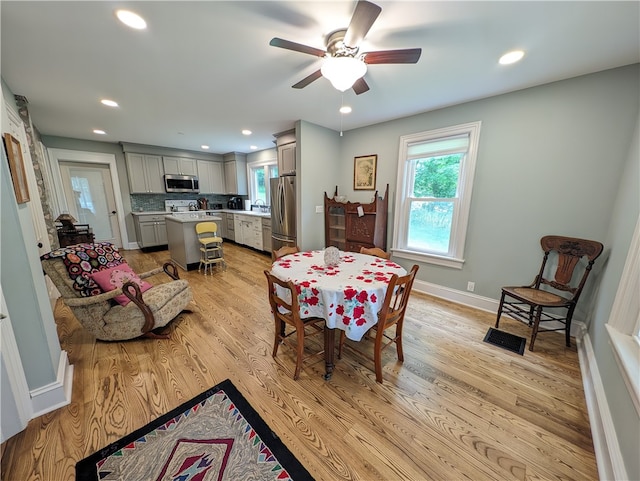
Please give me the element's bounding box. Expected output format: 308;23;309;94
269;0;421;95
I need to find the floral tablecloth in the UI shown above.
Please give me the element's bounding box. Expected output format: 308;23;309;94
270;250;407;341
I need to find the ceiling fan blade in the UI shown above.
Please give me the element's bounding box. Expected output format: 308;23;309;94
364;48;422;64
292;70;323;89
269;38;326;57
343;0;382;47
352;77;370;95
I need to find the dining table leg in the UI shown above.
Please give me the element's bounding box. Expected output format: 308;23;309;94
323;326;335;380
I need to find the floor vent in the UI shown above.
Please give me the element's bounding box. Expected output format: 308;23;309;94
483;328;526;355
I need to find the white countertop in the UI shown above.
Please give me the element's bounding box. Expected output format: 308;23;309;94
165;212;223;223
132;208;270;218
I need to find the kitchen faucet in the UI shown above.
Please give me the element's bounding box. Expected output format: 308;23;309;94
254;199;268;213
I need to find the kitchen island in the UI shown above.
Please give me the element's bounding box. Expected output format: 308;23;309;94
165;212;223;271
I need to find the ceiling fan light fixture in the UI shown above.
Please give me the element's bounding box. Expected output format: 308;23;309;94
321;56;367;92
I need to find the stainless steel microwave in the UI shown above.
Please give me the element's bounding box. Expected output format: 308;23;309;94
164;174;199;193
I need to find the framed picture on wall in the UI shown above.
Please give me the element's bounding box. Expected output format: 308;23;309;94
353;154;377;191
3;133;30;204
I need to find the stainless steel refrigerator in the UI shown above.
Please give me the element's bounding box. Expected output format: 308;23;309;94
270;176;296;251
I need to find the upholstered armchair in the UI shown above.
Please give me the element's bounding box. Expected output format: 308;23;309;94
41;242;193;341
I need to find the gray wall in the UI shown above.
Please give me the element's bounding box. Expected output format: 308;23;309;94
589;114;639;481
1;130;59;389
339;64;639;304
298;119;342;251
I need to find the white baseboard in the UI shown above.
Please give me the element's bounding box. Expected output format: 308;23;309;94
30;350;74;418
576;332;628;481
412;279;580;337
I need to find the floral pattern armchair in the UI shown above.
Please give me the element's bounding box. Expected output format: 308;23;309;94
41;243;193;341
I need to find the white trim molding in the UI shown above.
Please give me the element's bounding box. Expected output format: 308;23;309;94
30;350;74;418
577;333;628;481
46;148;129;248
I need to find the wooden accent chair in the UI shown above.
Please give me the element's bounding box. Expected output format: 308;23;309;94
41;242;192;341
495;235;604;351
272;245;300;261
339;264;419;383
360;246;391;260
264;270;325;380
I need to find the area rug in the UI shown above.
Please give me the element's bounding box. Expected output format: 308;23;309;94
483;327;526;355
76;379;315;481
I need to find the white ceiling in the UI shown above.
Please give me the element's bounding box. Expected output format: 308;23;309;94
2;1;638;155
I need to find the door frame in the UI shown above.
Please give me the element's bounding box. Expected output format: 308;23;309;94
47;148;128;248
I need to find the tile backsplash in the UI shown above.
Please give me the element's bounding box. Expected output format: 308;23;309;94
131;193;243;212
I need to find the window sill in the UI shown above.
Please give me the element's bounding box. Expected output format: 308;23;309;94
605;324;640;416
392;248;464;269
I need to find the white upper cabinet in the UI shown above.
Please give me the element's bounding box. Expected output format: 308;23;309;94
277;142;296;175
197;160;225;194
223;153;247;195
163;156;198;176
126;153;165;193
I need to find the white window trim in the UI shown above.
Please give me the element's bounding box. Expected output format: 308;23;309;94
392;121;481;268
605;214;640;416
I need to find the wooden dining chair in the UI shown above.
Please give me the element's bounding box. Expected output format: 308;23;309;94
359;246;391;260
272;245;300;261
495;235;603;351
264;270;325;380
339;264;419;383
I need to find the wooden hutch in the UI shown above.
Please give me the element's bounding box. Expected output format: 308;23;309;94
324;184;388;252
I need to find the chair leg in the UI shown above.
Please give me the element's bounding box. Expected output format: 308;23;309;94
338;331;345;359
272;320;284;357
495;293;506;328
293;327;305;380
529;306;543;351
395;323;405;362
374;330;384;383
565;307;576;347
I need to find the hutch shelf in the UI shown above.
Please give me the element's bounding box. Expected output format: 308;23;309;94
324;184;388;253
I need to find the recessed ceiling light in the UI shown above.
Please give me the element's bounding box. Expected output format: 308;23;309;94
242;129;252;136
93;129;106;135
499;50;525;65
250;145;258;150
116;10;147;30
201;145;210;150
101;99;118;107
340;106;352;114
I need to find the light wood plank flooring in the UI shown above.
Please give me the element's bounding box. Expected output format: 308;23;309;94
1;243;598;480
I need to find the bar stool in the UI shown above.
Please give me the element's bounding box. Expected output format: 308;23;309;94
195;222;225;274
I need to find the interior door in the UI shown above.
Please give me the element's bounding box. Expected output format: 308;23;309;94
59;161;122;246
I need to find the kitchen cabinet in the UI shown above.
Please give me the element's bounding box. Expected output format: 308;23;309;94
233;214;262;250
324;185;388;253
163;156;198;176
126;153;165;193
225;213;235;241
277;142;296;176
197;160;225;194
274;128;296;176
133;213;168;249
214;213;226;238
223;153;247;195
262;217;272;253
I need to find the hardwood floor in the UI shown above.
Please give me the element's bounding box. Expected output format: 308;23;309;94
1;243;598;480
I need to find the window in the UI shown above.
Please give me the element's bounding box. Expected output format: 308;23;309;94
393;121;481;268
248;162;278;204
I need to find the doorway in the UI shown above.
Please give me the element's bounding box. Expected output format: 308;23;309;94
59;162;122;246
47;148;127;248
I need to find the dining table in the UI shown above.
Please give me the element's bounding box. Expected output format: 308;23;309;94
270;249;407;379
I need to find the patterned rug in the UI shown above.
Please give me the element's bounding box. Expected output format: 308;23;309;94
76;379;315;481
